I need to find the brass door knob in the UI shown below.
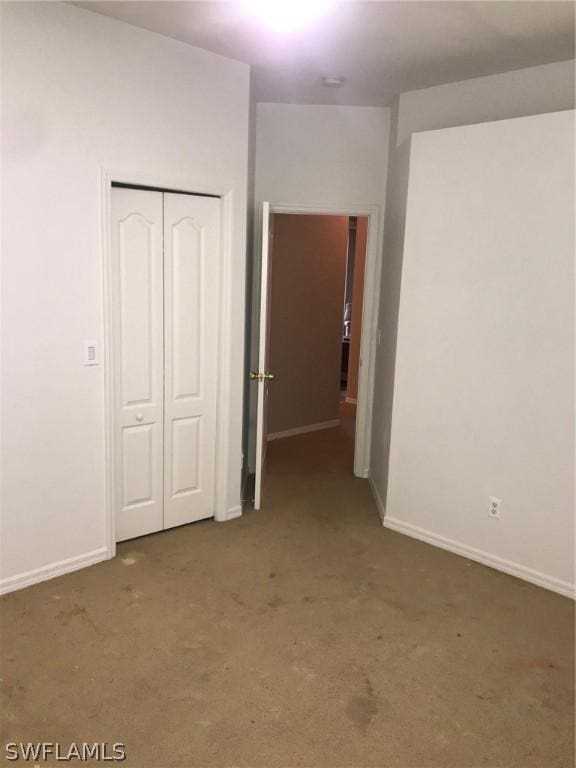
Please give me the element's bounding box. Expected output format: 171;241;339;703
249;372;275;382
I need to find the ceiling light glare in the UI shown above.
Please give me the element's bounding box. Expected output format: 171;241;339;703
244;0;333;32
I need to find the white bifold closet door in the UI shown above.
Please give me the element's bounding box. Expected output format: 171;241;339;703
111;187;220;542
162;193;219;530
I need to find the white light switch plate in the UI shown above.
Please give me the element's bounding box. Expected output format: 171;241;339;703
83;340;99;366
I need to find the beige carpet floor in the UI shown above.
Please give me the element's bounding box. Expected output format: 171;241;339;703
0;425;574;767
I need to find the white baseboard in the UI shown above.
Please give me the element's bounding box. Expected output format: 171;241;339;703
345;397;357;404
382;515;575;600
0;547;109;596
267;419;340;441
367;476;574;599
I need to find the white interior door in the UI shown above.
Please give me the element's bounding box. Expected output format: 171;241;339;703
163;192;220;528
254;202;273;510
111;188;164;542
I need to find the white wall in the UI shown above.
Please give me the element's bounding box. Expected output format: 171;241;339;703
0;3;249;590
384;111;574;596
255;104;390;208
397;60;575;146
370;60;575;515
248;103;391;468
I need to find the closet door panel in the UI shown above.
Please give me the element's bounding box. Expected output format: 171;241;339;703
171;219;202;400
111;188;164;541
171;416;200;495
163;193;220;528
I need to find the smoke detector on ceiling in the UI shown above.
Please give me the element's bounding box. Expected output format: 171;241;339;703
322;77;346;88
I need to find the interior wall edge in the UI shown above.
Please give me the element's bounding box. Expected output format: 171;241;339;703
368;476;386;524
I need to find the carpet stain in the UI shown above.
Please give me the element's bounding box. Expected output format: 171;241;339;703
231;592;246;607
55;603;100;634
122;584;142;599
345;677;378;735
55;604;88;626
509;657;558;673
292;664;317;680
382;595;425;621
121;552;144;566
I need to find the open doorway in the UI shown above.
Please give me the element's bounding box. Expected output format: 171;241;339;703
250;209;370;507
266;213;367;452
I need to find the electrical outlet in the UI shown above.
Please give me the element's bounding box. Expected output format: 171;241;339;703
489;496;502;519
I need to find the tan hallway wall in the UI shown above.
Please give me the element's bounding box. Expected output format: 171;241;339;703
268;214;348;436
346;217;368;402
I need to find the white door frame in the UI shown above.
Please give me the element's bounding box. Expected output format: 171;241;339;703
267;202;383;479
100;168;235;559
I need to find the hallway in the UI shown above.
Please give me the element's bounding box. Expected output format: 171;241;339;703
0;426;573;767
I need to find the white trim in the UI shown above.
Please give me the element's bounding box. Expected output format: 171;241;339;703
345;396;357;404
0;548;108;596
100;169;116;560
267;419;340;441
100;168;237;558
254;202;271;510
382;515;575;600
268;203;383;480
213;189;235;522
220;505;242;521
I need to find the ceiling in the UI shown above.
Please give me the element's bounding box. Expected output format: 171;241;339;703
73;1;575;106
